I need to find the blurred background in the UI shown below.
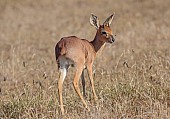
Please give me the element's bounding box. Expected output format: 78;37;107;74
0;0;170;65
0;0;170;118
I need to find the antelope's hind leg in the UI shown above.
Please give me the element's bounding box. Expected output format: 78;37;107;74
58;67;67;115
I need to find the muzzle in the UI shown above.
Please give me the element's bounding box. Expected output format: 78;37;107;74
108;35;115;43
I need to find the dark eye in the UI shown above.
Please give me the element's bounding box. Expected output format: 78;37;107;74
102;31;107;35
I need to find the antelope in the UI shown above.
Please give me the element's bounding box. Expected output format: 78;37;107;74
55;13;115;115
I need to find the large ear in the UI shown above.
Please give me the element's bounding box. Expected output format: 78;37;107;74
90;14;100;29
103;13;115;26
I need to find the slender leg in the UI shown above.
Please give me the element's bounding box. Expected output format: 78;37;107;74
58;68;66;115
87;64;98;101
81;69;86;98
73;66;90;111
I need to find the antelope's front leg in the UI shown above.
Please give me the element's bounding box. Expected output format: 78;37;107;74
81;69;86;98
73;66;90;111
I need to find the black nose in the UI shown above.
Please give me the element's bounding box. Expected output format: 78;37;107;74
110;35;115;43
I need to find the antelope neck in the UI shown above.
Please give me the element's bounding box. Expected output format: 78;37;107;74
90;32;105;53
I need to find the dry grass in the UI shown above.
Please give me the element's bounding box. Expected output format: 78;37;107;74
0;0;170;118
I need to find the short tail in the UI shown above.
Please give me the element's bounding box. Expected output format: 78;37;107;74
55;42;66;61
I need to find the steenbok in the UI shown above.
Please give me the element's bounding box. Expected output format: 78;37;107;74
55;13;115;115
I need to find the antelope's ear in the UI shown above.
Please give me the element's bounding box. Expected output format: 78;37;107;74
90;14;100;29
103;13;115;26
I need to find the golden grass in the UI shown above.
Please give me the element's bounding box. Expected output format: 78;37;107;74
0;0;170;118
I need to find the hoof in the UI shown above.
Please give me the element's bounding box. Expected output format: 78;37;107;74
83;94;87;99
86;106;90;112
94;96;98;102
60;107;64;115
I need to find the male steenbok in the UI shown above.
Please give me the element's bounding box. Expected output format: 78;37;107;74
55;13;115;115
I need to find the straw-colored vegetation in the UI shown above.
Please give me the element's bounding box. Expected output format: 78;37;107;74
0;0;170;118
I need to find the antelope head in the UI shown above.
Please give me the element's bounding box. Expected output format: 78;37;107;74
90;13;115;44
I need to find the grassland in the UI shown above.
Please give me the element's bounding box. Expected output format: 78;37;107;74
0;0;170;118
